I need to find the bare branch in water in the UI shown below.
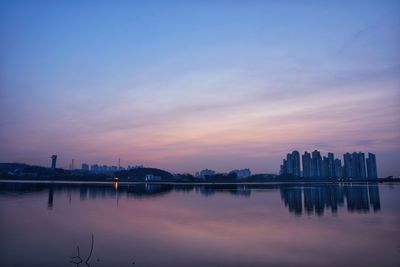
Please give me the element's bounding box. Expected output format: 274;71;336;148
70;234;94;266
85;233;94;265
70;246;83;265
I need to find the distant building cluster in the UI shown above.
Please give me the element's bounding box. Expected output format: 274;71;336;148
230;168;251;179
81;163;89;171
89;164;120;173
80;163;144;174
196;168;251;179
279;150;378;179
128;165;144;170
196;169;216;178
145;174;161;181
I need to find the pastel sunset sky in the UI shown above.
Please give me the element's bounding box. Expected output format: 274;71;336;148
0;0;399;176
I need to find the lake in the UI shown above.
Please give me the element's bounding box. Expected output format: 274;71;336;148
0;181;399;267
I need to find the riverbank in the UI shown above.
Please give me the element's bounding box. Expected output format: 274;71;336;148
0;178;398;184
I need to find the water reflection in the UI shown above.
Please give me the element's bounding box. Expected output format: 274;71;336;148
280;184;380;215
0;181;398;267
48;186;54;210
0;182;381;215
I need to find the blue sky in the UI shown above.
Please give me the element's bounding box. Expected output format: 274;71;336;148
0;0;399;176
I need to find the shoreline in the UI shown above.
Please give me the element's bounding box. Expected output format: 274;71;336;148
0;178;398;185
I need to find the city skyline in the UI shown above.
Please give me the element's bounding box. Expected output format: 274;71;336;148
6;149;384;178
280;150;378;178
0;1;399;177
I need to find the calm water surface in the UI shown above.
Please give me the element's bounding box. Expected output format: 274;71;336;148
0;181;399;267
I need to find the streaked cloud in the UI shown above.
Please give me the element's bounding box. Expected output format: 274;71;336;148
0;1;399;176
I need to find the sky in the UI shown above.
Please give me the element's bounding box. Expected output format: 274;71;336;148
0;0;399;176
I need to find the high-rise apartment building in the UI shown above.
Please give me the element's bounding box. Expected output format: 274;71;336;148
311;150;322;177
334;159;342;178
302;152;311;177
366;153;378;179
343;153;352;178
292;150;301;177
279;150;376;180
328;153;335;177
286;153;294;174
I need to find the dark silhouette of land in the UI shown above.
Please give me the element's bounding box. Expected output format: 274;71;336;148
0;162;398;183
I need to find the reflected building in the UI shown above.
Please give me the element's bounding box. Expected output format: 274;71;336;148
197;184;252;197
234;185;251;197
345;184;370;212
280;186;302;215
368;184;381;210
0;182;381;216
145;183;162;193
80;186;88;200
47;187;54;209
302;185;345;215
281;183;380;215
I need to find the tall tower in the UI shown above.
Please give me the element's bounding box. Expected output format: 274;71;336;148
51;155;57;170
366;153;378;179
302;151;311;177
311;150;322;177
343;153;352;178
334;159;342;178
358;152;366;179
322;156;329;177
70;159;74;170
292;150;301;177
328;153;335;177
286;153;293;174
